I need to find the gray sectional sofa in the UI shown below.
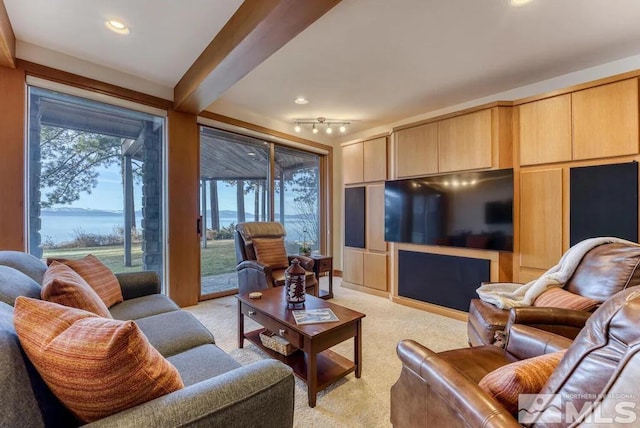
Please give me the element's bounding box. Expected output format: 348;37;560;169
0;251;294;427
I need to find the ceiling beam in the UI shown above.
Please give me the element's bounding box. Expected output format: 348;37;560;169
173;0;341;114
0;0;15;68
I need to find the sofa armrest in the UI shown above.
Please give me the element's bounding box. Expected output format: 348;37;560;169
391;340;520;428
85;360;294;428
505;324;573;360
288;255;314;271
115;271;160;300
505;307;590;340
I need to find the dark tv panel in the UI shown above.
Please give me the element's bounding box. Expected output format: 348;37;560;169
345;187;366;248
570;162;638;245
384;168;514;251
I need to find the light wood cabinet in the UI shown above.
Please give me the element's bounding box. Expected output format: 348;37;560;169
342;143;364;184
572;78;639;161
520;168;563;270
519;95;572;166
364;253;387;291
363;137;388;182
343;248;364;285
395;123;438;177
438;109;493;172
366;184;386;252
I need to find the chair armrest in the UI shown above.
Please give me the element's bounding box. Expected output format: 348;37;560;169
391;340;520;428
288;255;314;271
505;324;573;360
115;271;160;300
85;360;294;428
236;260;271;275
505;307;590;340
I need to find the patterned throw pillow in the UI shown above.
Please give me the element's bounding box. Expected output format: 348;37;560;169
42;262;112;318
534;287;600;312
478;350;566;414
47;254;123;307
13;297;184;423
252;237;290;270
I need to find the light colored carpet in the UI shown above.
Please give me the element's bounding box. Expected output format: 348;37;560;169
184;278;468;427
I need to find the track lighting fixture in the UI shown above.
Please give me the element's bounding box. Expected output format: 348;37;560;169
292;117;351;135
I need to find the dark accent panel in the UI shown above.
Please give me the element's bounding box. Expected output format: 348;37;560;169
345;187;366;248
570;162;638;246
398;250;490;312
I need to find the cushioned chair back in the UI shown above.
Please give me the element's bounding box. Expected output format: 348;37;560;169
530;287;640;425
235;222;286;263
564;243;640;302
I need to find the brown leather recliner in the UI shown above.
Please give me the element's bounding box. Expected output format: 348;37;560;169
235;222;318;296
391;286;640;427
468;242;640;346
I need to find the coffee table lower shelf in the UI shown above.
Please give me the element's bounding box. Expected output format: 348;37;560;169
245;328;355;392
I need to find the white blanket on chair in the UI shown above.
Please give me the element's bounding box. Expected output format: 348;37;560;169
476;237;638;309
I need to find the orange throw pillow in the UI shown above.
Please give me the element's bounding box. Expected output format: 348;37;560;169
41;261;112;318
534;287;600;312
13;297;184;423
252;237;289;270
47;254;123;307
478;350;566;414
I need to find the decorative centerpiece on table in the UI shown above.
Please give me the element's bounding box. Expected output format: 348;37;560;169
285;259;306;308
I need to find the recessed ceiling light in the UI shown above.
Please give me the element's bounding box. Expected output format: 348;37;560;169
294;96;309;105
510;0;533;6
105;19;130;35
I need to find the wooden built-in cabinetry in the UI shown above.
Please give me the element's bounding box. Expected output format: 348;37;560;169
514;77;640;283
342;137;389;296
519;79;639;166
394;106;512;178
519;169;563;273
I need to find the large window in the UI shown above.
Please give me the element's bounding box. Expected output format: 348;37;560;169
27;86;165;281
199;126;323;298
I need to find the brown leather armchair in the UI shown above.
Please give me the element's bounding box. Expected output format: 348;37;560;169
391;286;640;427
235;222;318;296
468;242;640;346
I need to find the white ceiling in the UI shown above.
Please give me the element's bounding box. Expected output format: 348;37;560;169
6;0;640;140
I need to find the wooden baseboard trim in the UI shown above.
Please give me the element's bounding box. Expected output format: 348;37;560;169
391;296;468;322
341;281;389;298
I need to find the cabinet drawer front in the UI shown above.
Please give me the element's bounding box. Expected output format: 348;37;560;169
317;258;332;272
241;303;303;347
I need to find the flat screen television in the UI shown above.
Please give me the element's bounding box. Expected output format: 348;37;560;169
385;169;514;251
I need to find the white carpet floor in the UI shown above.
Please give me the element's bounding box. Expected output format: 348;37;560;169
184;278;468;428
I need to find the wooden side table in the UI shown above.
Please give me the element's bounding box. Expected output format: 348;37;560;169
310;254;333;299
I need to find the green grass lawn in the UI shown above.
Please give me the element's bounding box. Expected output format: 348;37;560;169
44;239;237;276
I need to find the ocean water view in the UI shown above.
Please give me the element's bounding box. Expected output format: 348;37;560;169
40;213;311;245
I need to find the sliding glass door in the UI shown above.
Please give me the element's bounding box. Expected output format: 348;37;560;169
198;126;323;299
199;127;270;297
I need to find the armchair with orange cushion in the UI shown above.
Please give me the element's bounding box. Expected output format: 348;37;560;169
235;222;318;297
468;241;640;346
391;286;640;427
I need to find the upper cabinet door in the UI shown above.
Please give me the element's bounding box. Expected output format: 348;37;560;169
363;137;388;182
519;95;572;166
343;142;364;184
438;109;492;172
572;78;639;161
395;123;438;178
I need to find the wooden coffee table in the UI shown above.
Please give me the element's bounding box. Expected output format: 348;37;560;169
236;287;365;407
